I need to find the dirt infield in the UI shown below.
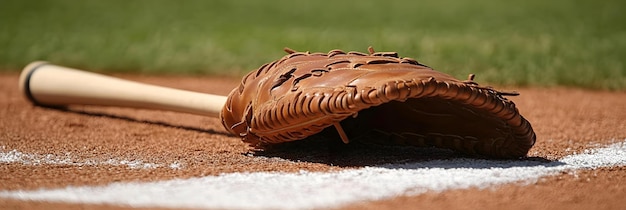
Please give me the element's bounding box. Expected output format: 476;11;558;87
1;73;625;210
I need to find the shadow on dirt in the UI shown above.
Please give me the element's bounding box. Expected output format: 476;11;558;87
252;136;559;168
42;105;233;136
40;106;561;169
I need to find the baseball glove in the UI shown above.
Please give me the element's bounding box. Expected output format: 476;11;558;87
221;47;536;159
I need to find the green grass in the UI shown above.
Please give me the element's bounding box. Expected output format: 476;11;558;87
1;0;625;89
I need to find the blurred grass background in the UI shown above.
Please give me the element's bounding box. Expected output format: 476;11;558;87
1;0;624;89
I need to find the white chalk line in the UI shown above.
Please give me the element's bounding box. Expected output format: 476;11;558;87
1;139;625;210
0;147;182;170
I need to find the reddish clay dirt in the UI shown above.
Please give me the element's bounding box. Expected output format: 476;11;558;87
1;73;625;210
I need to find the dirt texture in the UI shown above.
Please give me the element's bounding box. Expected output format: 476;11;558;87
1;73;625;210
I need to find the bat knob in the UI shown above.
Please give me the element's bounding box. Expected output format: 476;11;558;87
19;61;51;106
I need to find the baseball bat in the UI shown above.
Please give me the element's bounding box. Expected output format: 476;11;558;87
18;61;227;118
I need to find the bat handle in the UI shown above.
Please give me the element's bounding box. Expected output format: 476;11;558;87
18;61;227;118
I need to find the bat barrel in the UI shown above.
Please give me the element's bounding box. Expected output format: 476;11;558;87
19;61;227;118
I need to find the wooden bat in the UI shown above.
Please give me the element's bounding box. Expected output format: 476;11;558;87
18;61;228;118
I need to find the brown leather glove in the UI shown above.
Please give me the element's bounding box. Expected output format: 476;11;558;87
221;47;536;159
